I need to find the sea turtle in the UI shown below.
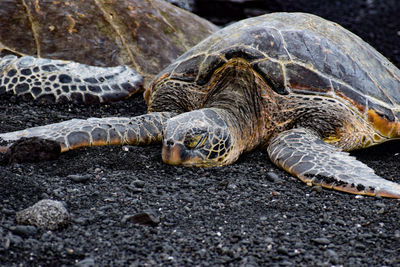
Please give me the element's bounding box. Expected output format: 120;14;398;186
1;12;400;198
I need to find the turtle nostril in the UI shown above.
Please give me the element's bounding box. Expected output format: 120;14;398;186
166;139;174;147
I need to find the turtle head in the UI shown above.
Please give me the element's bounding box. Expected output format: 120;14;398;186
162;108;238;167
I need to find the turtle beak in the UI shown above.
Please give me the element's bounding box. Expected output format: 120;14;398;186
162;139;204;166
162;140;186;165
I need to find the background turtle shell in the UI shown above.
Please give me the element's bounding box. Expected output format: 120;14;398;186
0;0;218;85
153;13;400;122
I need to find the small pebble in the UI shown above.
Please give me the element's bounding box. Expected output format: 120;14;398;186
10;225;38;237
355;243;366;250
265;237;274;243
395;230;400;238
122;211;160;226
271;191;279;196
311;185;322;192
2;208;15;215
280;260;294;266
335;219;346;226
7;234;23;246
266;171;281;182
312;237;330;245
227;183;237;190
73;217;89;225
67;174;91;183
76;257;95;267
277;246;289;255
132;179;145;188
218;179;229;187
325;249;339;264
125;185;143;193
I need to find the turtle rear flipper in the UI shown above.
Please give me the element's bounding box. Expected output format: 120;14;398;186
0;112;174;163
267;128;400;198
0;55;143;104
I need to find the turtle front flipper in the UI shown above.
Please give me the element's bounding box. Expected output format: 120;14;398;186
267;128;400;198
0;112;174;163
0;55;143;104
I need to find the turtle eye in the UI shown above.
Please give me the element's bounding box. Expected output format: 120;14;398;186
184;133;208;149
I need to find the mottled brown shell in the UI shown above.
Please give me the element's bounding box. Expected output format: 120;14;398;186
0;0;218;84
150;13;400;123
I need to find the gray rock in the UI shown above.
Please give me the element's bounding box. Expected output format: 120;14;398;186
15;199;69;230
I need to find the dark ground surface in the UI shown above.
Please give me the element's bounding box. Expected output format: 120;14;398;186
1;0;400;266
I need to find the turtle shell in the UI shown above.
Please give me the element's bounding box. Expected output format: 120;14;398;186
150;13;400;122
0;0;217;85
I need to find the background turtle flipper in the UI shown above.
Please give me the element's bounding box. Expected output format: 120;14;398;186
0;55;143;104
0;112;174;155
267;128;400;198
